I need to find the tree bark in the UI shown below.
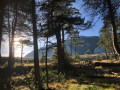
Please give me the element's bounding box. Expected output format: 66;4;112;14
45;37;48;89
0;1;4;65
56;30;63;73
8;3;18;68
75;45;76;55
0;21;2;65
107;0;120;55
105;49;108;59
62;29;65;61
21;42;23;65
32;0;42;89
71;39;72;56
8;2;11;65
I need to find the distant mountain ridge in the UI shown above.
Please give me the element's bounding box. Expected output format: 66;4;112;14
25;36;104;58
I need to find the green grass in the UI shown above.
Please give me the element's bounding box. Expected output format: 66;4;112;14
1;56;120;89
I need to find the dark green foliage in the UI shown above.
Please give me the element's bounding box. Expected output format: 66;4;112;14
51;48;58;63
95;55;102;61
82;0;120;54
68;30;84;55
74;54;80;62
98;21;113;52
84;51;91;55
52;48;72;64
30;68;66;84
39;51;45;63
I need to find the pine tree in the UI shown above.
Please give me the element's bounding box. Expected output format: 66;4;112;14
41;0;90;73
40;51;45;63
32;0;42;89
0;0;5;65
69;30;84;55
82;0;120;55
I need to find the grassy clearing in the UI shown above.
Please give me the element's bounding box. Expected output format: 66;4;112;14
1;55;120;89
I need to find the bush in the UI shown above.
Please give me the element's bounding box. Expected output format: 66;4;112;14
84;51;91;55
39;51;46;63
109;54;114;60
29;68;66;84
95;55;102;61
64;50;73;63
74;54;80;62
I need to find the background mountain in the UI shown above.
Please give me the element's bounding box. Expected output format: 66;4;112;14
25;36;105;57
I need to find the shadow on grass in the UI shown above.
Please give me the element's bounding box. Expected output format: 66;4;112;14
63;63;120;89
0;66;33;89
1;62;120;89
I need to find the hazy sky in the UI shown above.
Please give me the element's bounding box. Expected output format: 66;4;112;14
1;0;103;57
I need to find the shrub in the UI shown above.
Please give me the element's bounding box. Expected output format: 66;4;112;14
84;51;91;55
64;50;73;63
39;51;46;63
74;54;80;62
95;55;102;61
109;54;114;60
29;68;66;84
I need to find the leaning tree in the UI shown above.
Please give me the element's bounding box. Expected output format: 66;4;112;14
82;0;120;55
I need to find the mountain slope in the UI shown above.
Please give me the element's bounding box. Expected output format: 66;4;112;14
25;36;104;57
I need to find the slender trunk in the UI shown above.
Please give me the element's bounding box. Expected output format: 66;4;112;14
105;49;108;59
8;3;11;63
56;30;62;73
8;3;18;68
45;37;48;89
32;0;42;89
62;29;64;60
0;26;2;65
111;49;114;55
113;48;115;55
108;51;110;55
11;22;15;67
107;0;120;55
0;3;4;65
75;45;76;55
113;48;117;60
8;41;13;68
21;42;23;65
71;39;72;56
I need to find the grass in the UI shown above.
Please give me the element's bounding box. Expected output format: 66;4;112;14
48;79;116;90
1;55;120;89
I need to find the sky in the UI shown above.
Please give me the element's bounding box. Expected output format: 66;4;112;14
1;0;104;57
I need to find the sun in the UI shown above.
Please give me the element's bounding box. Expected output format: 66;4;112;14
14;38;22;57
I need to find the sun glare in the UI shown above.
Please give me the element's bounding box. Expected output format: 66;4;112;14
14;38;22;57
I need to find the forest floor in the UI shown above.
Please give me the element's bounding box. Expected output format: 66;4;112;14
0;57;120;90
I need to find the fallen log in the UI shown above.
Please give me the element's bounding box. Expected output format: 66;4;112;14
93;62;120;67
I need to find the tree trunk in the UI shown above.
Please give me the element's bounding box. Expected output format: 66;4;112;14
32;0;42;89
7;3;12;67
11;22;15;67
0;1;4;65
45;37;48;89
113;48;117;60
56;30;63;73
75;45;76;55
71;39;72;56
9;23;15;68
62;29;65;61
105;49;108;59
21;42;23;65
8;3;18;68
0;24;2;65
107;0;120;55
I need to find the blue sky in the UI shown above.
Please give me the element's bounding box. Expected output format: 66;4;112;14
1;0;104;57
73;0;104;36
79;20;103;36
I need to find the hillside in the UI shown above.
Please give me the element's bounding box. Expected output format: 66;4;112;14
25;36;104;57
